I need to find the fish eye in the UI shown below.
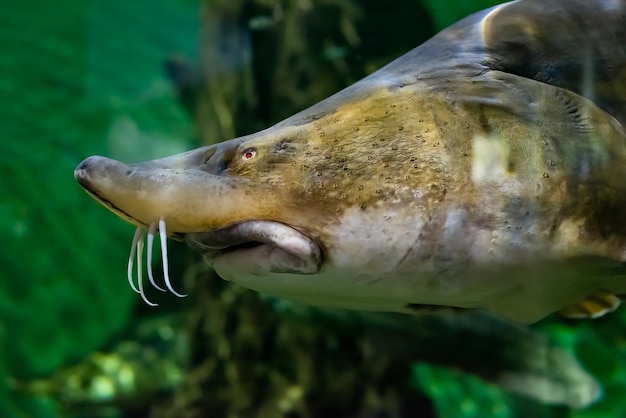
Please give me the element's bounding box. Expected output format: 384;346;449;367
241;148;257;161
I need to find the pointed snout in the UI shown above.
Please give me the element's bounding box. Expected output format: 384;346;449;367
75;155;128;192
74;141;264;234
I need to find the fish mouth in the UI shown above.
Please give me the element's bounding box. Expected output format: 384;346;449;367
184;221;323;275
75;153;323;305
121;220;323;307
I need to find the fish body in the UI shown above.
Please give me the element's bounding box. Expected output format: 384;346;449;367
75;0;626;323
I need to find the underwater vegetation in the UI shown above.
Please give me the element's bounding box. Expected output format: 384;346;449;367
0;0;196;415
3;0;626;417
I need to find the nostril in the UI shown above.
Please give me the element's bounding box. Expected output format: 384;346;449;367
75;159;90;172
75;156;110;182
74;157;94;181
201;148;217;165
216;160;229;173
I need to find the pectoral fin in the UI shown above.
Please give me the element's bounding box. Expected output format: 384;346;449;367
559;293;621;319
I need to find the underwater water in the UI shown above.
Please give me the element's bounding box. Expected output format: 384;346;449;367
3;0;626;417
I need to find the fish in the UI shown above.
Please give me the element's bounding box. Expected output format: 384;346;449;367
75;0;626;323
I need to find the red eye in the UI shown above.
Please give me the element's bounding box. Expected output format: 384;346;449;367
242;148;257;160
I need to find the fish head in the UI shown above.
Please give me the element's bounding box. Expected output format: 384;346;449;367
74;82;453;310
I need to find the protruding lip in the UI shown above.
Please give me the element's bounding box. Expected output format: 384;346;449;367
185;221;323;274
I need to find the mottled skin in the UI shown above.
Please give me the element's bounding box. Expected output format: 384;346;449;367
75;0;626;323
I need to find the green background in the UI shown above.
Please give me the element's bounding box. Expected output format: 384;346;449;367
2;0;626;417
